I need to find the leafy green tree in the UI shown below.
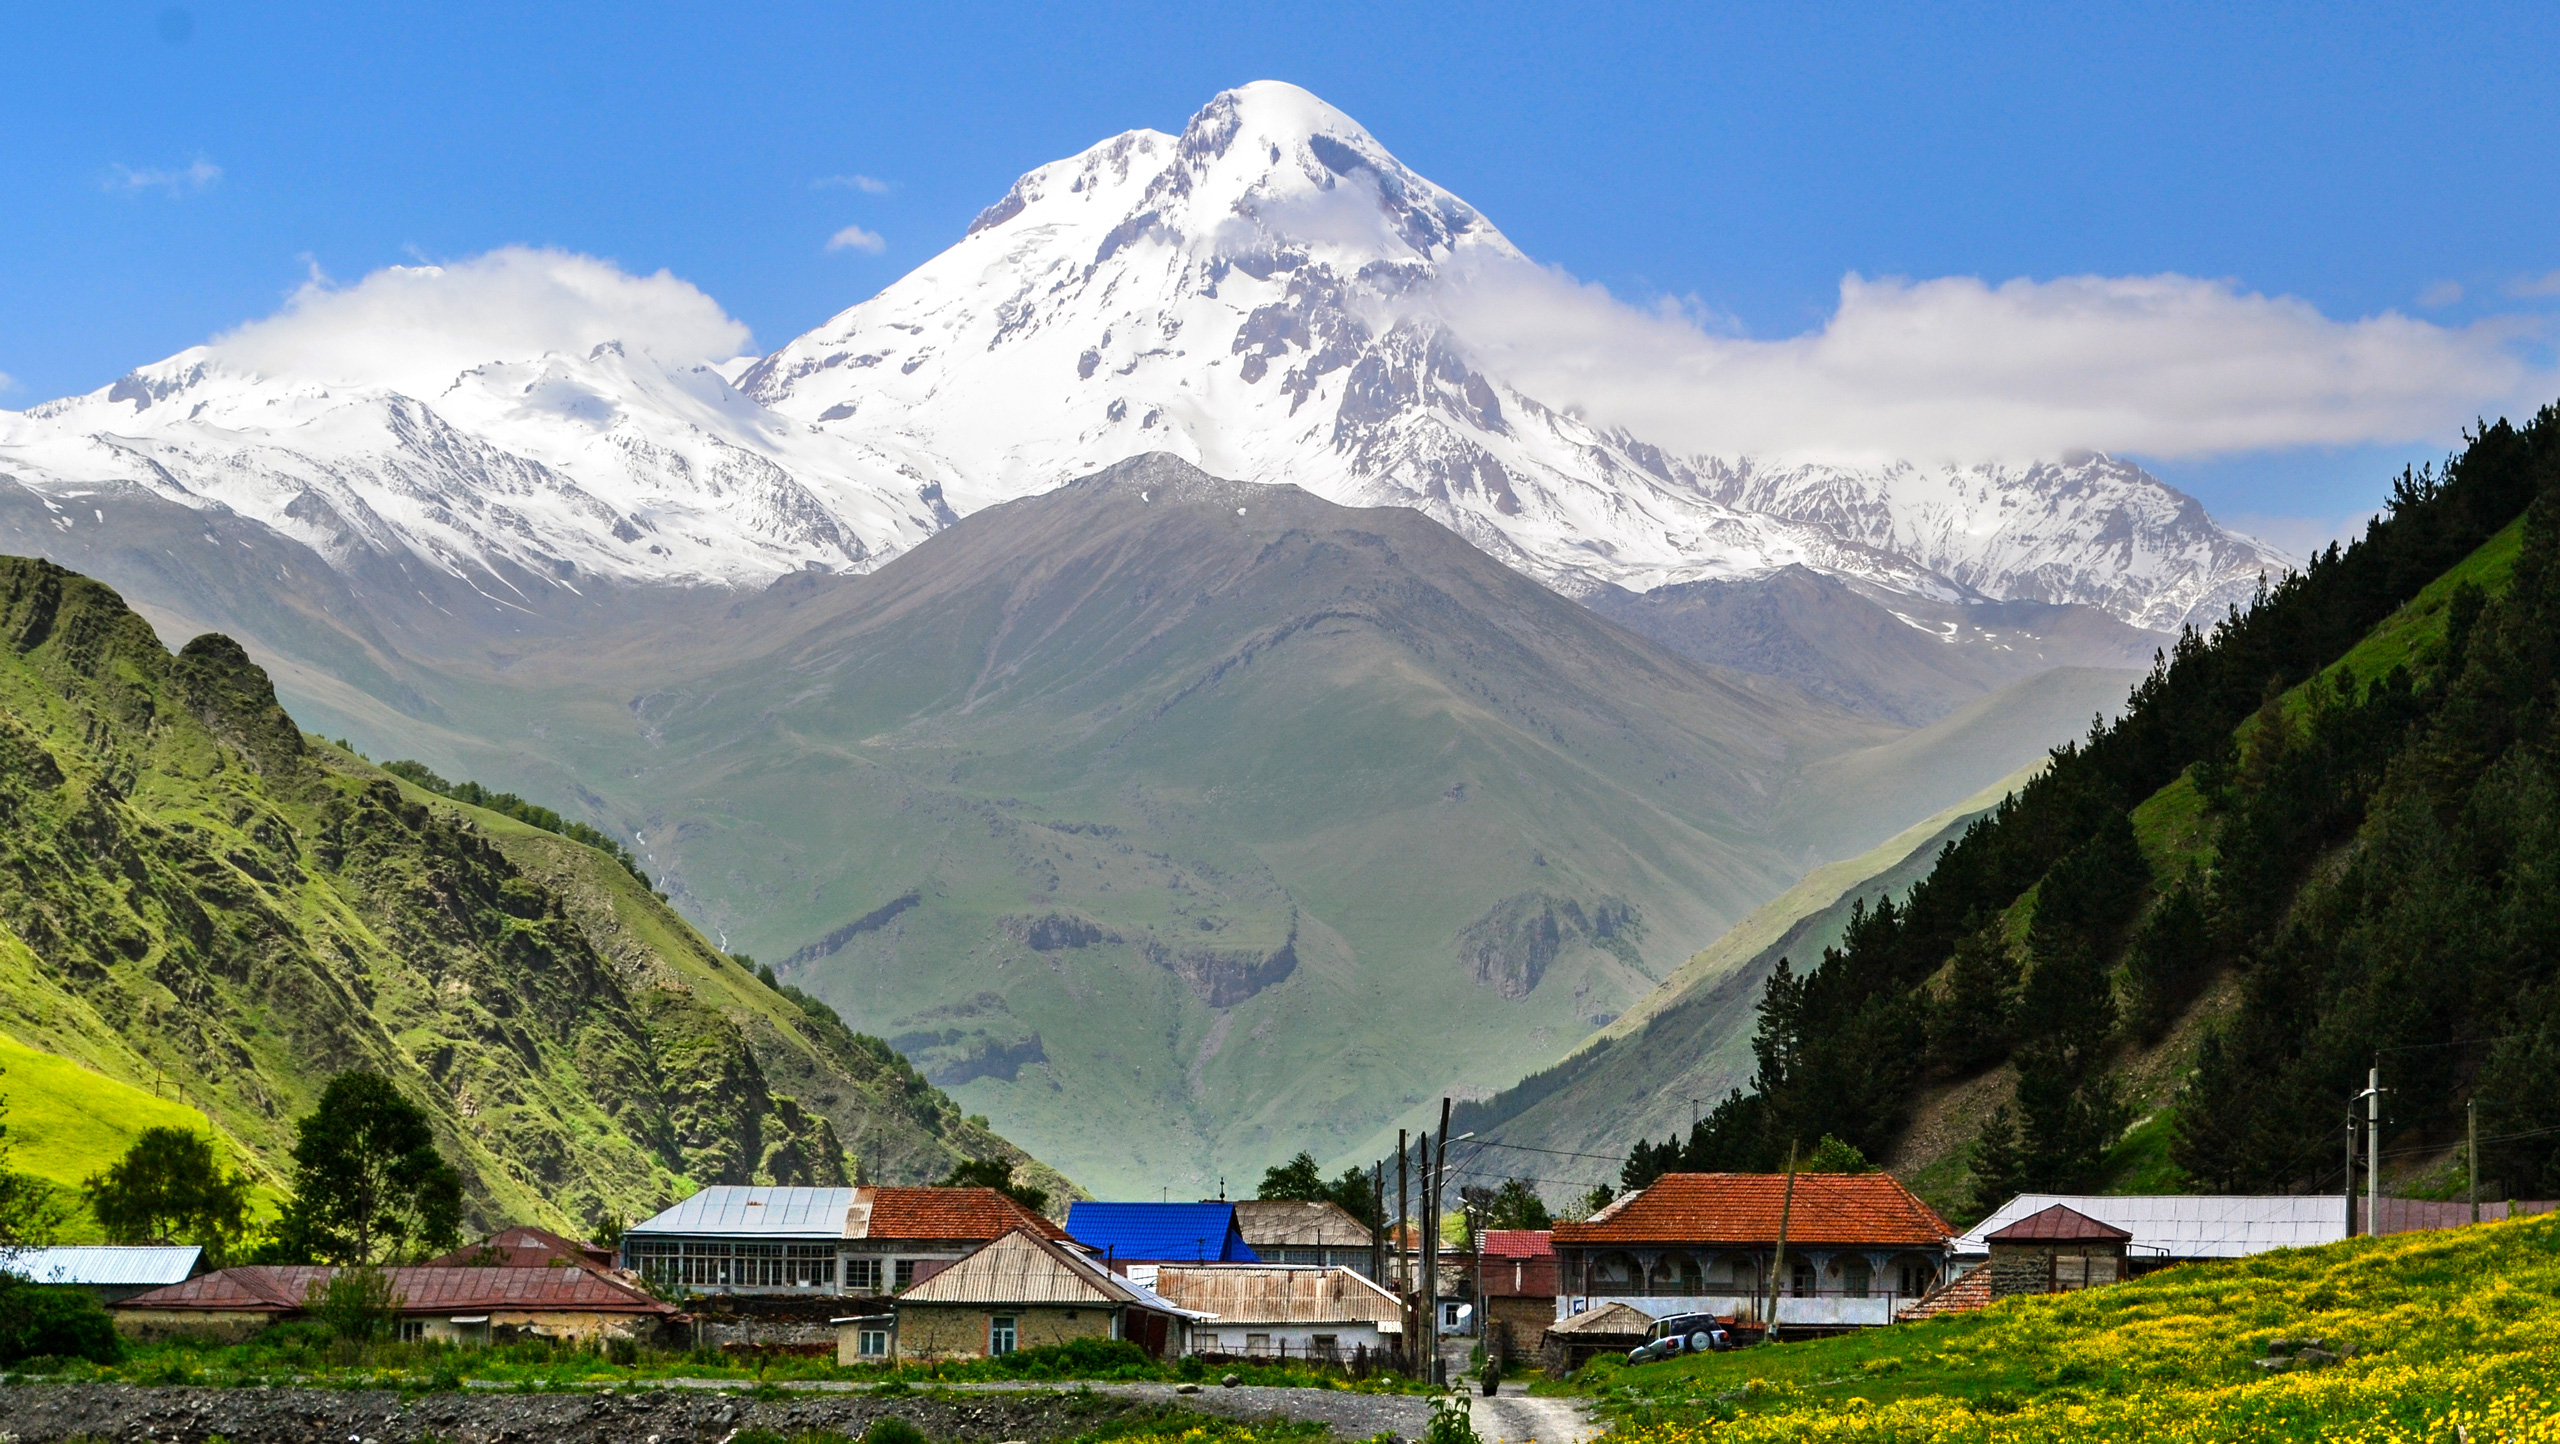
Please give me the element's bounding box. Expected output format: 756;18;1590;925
1966;1105;2027;1219
941;1156;1049;1215
271;1072;463;1264
1803;1134;1872;1173
84;1127;253;1261
1479;1177;1551;1230
1256;1151;1328;1201
1327;1164;1384;1230
305;1265;402;1340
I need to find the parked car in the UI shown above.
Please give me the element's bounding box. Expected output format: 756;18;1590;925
1624;1312;1734;1364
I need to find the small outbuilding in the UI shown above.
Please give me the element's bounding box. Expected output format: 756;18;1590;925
1984;1204;2131;1298
1146;1264;1399;1361
872;1226;1208;1363
1537;1299;1654;1375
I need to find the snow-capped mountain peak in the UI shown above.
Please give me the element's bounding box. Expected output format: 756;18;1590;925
1;82;2288;632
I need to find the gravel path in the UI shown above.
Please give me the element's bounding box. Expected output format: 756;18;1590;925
1470;1389;1600;1444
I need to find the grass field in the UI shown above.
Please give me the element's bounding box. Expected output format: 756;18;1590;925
1548;1212;2560;1442
0;1032;238;1190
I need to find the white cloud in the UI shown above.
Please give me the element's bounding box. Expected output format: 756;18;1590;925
2509;270;2560;299
813;174;892;194
0;372;17;394
105;158;222;196
2418;280;2464;308
826;225;888;255
211;246;751;394
1418;261;2552;465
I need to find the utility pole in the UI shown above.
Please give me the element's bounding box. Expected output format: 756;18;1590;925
2366;1065;2385;1238
1764;1139;1799;1341
1373;1159;1388;1283
1396;1129;1410;1341
2344;1112;2359;1237
2469;1097;2480;1226
1428;1096;1451;1383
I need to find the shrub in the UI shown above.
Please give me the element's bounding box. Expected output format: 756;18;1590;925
305;1266;402;1341
864;1418;928;1444
0;1275;123;1365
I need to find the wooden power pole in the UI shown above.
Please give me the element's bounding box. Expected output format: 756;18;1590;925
1764;1139;1799;1340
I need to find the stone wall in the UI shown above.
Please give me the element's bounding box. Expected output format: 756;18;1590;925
894;1304;1113;1360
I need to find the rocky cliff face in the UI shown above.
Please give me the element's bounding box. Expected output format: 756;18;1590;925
0;557;1064;1231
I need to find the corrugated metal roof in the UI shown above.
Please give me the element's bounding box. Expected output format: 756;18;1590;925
3;1245;200;1287
626;1185;854;1238
897;1228;1212;1318
1479;1229;1553;1259
1148;1265;1399;1325
1546;1300;1654;1337
1230;1200;1374;1249
1065;1202;1258;1261
1954;1195;2348;1257
115;1265;673;1315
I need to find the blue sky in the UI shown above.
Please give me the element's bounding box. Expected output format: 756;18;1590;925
6;1;2557;540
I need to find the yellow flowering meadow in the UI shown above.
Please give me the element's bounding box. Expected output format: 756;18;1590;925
1576;1213;2560;1444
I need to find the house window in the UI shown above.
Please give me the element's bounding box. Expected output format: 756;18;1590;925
398;1320;427;1343
1898;1261;1934;1298
894;1259;918;1291
990;1315;1018;1356
858;1328;890;1358
1245;1333;1271;1357
847;1257;882;1293
1843;1256;1872;1299
1791;1261;1815;1298
1443;1301;1461;1328
1311;1334;1339;1361
786;1244;837;1287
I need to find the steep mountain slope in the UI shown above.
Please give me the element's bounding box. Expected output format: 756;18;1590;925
1591;414;2560;1214
1446;766;2034;1190
313;454;2145;1195
1588;567;2163;726
0;557;1065;1234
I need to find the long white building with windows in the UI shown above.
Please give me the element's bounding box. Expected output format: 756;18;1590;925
621;1185;1070;1298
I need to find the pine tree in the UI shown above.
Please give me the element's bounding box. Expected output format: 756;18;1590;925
1967;1105;2025;1218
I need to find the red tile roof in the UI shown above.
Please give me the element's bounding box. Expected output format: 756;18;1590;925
1896;1261;1990;1321
862;1187;1068;1243
1480;1229;1554;1260
115;1265;672;1316
1553;1173;1951;1248
1986;1204;2133;1244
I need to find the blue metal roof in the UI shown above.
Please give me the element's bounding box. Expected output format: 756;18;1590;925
1065;1202;1259;1263
3;1245;201;1286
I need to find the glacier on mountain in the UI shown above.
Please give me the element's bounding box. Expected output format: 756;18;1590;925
0;81;2289;632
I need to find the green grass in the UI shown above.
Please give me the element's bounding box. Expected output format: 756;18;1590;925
2095;1109;2187;1193
1541;1211;2560;1443
0;1032;231;1189
27;1326;1427;1394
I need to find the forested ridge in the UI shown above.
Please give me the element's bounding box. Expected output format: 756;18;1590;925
1624;406;2560;1209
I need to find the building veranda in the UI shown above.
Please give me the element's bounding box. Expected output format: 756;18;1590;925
1551;1172;1954;1330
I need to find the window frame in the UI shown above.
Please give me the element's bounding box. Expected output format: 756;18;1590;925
989;1314;1018;1356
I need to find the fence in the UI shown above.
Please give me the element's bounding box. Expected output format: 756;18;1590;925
2359;1197;2558;1235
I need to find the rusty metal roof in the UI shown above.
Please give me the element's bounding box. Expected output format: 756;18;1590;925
1146;1265;1399;1325
115;1265;672;1316
1555;1173;1951;1249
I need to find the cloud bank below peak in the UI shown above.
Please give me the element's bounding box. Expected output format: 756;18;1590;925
211;246;752;395
1421;261;2553;467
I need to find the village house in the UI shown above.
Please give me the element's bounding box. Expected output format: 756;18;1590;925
1551;1172;1953;1330
1063;1201;1260;1263
1954;1193;2353;1269
858;1225;1207;1363
620;1184;1066;1297
1230;1199;1378;1276
1984;1204;2132;1299
3;1245;202;1304
111;1265;676;1344
1464;1228;1556;1359
1145;1263;1400;1361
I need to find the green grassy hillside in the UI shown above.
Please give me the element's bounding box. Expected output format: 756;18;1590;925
0;557;1068;1238
1565;1212;2560;1443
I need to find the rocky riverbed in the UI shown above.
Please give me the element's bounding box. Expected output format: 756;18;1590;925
0;1382;1195;1444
